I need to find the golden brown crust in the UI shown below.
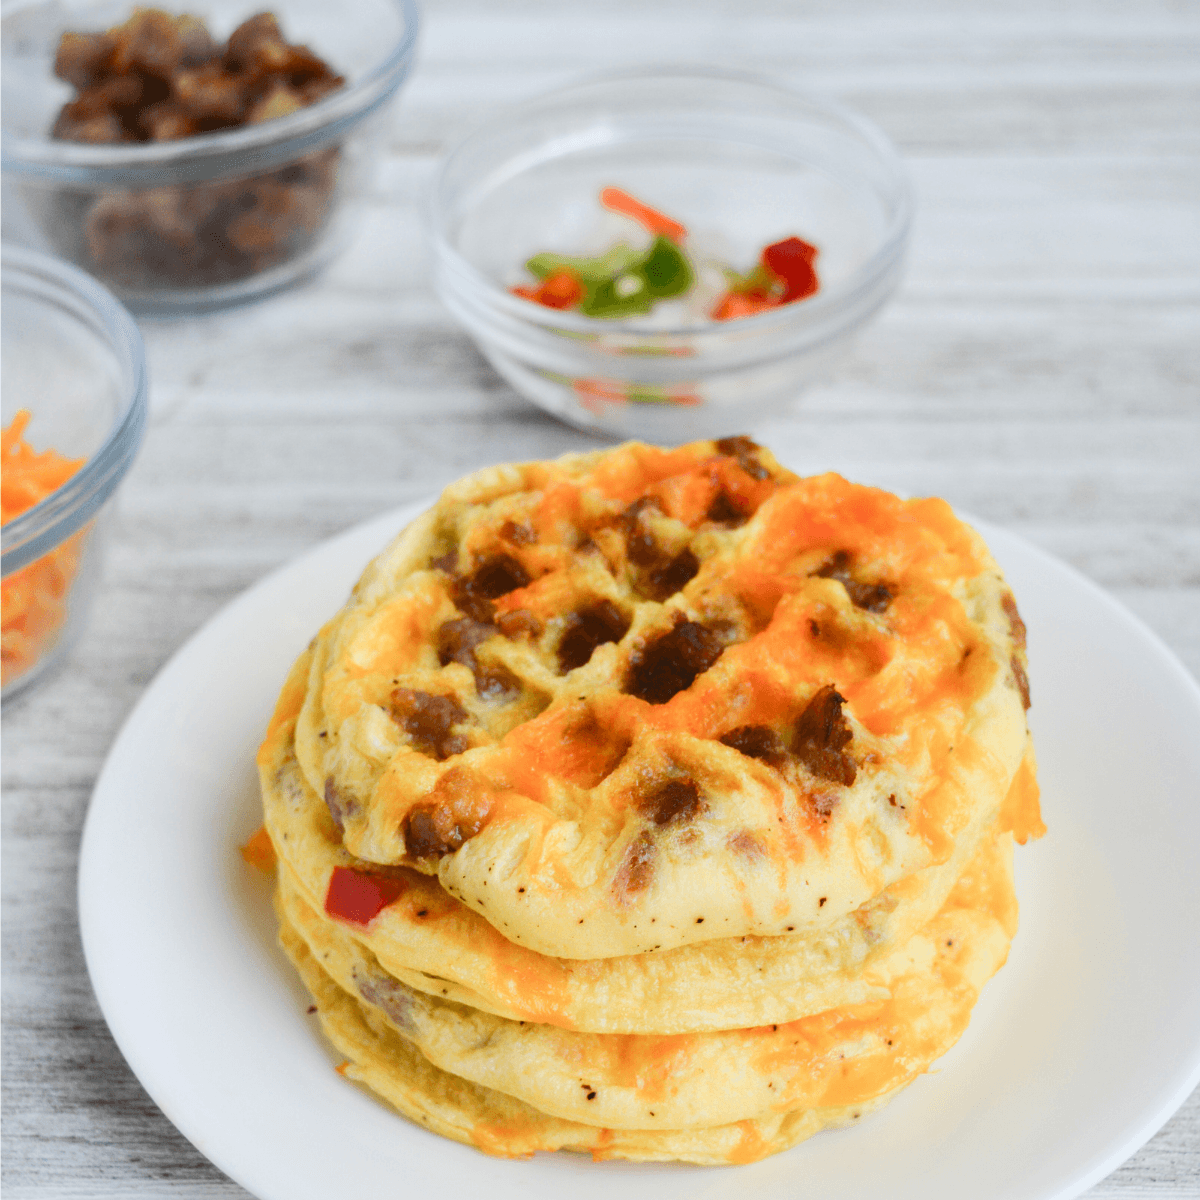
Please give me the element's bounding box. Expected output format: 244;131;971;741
286;441;1029;960
279;909;938;1164
276;829;1014;1133
257;440;1044;1165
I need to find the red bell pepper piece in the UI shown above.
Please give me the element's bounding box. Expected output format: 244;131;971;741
511;267;586;310
761;236;819;303
599;187;688;242
712;235;820;320
711;292;779;321
324;866;405;925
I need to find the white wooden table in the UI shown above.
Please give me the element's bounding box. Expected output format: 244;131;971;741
3;0;1198;1194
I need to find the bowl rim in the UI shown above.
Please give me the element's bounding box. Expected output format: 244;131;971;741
0;0;420;184
1;243;148;576
428;63;914;341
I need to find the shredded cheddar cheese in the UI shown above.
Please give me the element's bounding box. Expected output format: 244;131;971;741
1;410;88;688
240;825;277;874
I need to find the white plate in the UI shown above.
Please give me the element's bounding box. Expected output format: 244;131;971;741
79;498;1200;1200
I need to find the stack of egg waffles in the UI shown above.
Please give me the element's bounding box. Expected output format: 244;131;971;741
258;438;1045;1164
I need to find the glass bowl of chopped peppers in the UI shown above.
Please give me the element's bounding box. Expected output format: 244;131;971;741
0;0;419;313
1;244;147;703
430;67;913;438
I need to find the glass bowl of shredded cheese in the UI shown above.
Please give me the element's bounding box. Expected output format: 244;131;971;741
1;243;147;702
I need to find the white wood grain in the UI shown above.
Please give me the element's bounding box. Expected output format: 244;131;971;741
3;0;1198;1194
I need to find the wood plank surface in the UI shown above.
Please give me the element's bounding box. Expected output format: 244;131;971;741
3;0;1198;1194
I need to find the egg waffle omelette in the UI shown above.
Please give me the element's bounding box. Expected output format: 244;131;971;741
257;437;1045;1163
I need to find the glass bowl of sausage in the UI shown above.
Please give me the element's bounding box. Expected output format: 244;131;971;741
1;0;419;313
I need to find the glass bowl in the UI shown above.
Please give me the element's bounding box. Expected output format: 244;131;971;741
1;244;147;703
1;0;419;314
429;66;913;439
